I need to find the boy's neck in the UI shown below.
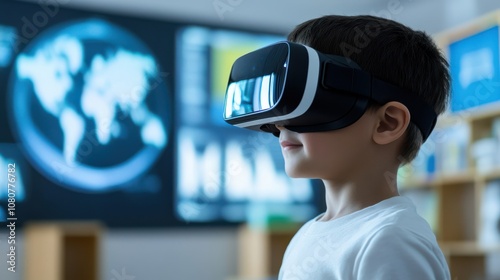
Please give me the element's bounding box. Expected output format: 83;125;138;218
318;165;400;222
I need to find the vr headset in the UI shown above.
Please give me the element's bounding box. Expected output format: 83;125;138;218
222;41;437;141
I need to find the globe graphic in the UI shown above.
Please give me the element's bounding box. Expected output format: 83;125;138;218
8;19;170;192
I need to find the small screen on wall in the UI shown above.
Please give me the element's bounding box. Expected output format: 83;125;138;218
448;25;500;112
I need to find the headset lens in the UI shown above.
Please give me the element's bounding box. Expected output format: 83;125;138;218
224;44;288;119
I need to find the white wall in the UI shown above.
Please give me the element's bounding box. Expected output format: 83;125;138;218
100;229;239;280
42;0;500;35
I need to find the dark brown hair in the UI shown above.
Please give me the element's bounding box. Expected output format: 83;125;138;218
288;15;451;163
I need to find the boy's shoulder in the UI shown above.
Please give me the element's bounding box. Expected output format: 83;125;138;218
352;196;436;243
297;196;434;241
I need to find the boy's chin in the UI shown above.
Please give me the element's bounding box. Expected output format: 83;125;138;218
284;167;310;179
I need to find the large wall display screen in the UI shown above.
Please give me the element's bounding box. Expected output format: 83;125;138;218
0;0;323;227
0;0;176;227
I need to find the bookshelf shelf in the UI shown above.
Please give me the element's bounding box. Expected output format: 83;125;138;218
478;168;500;182
436;171;476;186
440;241;500;256
399;176;437;189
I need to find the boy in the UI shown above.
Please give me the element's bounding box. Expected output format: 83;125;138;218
224;16;450;280
277;15;450;279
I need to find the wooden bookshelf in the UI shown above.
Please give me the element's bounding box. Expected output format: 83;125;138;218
236;223;302;280
24;222;102;280
403;10;500;279
400;106;500;278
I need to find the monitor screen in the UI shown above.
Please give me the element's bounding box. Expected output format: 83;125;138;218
448;25;500;112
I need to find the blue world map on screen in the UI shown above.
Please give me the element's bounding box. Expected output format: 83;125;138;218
9;19;169;192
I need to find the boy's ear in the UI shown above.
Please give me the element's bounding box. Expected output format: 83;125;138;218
372;101;411;145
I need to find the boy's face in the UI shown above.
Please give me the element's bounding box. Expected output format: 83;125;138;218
276;110;377;181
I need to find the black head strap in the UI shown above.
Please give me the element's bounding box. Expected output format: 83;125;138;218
322;62;437;141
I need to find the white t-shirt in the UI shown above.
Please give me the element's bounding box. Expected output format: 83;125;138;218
278;196;450;280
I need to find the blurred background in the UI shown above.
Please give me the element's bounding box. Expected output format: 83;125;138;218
0;0;500;279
